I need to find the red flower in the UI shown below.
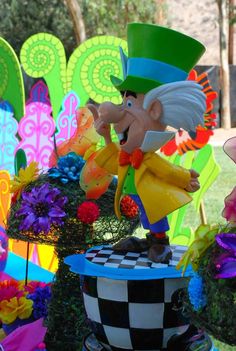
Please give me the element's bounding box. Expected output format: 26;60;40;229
0;280;24;302
77;202;100;224
120;196;139;218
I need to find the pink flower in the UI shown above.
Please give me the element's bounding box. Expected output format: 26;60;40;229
0;280;24;302
24;281;50;294
222;187;236;222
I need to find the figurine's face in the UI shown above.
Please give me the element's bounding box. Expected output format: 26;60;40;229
98;92;165;153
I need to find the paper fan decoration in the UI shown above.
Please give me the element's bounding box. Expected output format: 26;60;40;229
161;69;217;156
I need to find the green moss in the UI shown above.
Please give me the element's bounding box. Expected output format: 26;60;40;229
184;241;236;346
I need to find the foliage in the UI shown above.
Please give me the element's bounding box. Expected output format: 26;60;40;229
0;0;75;55
0;0;156;56
81;0;156;39
183;235;236;346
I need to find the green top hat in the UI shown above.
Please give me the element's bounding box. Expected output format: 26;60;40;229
111;23;206;94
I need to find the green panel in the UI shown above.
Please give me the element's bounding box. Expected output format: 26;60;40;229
191;145;221;212
20;33;67;119
14;149;27;176
67;36;128;106
166;145;221;245
0;37;25;121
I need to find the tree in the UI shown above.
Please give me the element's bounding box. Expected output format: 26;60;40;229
0;0;156;56
0;0;75;55
228;0;235;64
216;0;231;129
78;0;156;39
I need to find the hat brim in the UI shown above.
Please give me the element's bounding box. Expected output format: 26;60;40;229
110;75;162;94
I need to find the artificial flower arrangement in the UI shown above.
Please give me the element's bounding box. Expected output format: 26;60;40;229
177;137;236;346
6;108;140;350
7;109;139;248
0;280;51;335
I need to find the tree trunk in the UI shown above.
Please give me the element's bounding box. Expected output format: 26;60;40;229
217;0;231;129
64;0;86;45
228;0;234;64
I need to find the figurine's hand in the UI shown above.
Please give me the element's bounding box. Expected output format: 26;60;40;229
87;104;111;144
185;169;200;193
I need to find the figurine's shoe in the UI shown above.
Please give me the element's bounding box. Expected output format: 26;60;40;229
167;325;213;351
112;236;149;252
147;234;172;263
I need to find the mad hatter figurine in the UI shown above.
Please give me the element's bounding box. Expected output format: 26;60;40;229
89;23;206;263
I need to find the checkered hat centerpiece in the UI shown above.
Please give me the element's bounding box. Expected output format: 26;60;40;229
79;245;190;351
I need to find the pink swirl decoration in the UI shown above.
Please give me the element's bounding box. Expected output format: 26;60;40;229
16;102;55;169
55;92;80;145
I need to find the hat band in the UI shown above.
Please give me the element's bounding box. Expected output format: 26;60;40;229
127;58;188;84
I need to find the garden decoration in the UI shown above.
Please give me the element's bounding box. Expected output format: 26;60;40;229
6;104;139;351
20;33;127;118
0;29;220;351
177;136;236;347
161;69;217;156
66;23;217;351
89;23;206;264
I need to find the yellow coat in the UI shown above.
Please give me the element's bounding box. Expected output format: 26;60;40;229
95;142;192;224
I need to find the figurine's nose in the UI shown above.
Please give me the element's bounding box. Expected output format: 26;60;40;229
99;102;124;123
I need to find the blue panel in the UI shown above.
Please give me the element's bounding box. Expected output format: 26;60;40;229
5;252;54;283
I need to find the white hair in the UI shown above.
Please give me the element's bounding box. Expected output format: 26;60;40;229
143;81;206;132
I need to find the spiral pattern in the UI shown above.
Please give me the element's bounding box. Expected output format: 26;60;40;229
68;36;128;105
20;33;65;80
20;33;67;118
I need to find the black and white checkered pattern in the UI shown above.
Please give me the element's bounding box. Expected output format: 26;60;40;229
82;248;189;351
86;245;187;269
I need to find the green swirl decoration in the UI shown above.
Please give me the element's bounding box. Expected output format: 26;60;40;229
20;33;67;119
0;37;25;121
67;36;128;106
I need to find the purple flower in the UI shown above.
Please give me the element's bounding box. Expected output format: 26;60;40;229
215;233;236;279
27;285;52;320
16;183;68;234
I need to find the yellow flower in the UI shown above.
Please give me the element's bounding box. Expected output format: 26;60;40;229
10;162;39;200
176;225;219;275
0;297;33;324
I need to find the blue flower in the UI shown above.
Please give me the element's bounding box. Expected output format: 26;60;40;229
48;152;85;184
188;273;207;311
27;285;52;320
